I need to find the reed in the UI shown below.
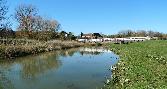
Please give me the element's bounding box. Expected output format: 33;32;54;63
0;39;84;59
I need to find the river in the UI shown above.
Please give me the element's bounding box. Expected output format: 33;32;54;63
0;47;119;89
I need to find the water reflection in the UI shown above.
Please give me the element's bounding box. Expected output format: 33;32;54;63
0;47;119;89
0;71;14;89
59;48;78;57
19;52;61;79
79;47;112;56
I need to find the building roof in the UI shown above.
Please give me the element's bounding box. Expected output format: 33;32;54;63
82;33;92;36
93;33;102;37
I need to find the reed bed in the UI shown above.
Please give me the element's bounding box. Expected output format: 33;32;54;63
0;39;84;59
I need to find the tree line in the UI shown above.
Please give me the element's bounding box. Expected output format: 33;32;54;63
0;0;76;41
104;30;167;40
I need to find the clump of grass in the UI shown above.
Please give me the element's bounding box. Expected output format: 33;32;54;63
104;40;167;89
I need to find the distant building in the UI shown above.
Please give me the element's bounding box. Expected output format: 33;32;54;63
81;33;93;39
81;33;103;39
77;33;103;42
128;36;151;41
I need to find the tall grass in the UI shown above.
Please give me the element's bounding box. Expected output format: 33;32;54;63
0;39;84;59
104;40;167;89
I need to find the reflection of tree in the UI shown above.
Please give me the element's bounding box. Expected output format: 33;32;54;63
93;51;101;55
59;48;78;57
0;48;81;88
79;51;101;55
20;48;79;79
19;52;62;79
79;51;84;56
0;48;79;82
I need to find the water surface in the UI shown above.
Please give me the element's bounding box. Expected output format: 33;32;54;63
0;47;119;89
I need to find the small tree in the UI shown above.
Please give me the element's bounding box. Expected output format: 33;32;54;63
59;31;67;40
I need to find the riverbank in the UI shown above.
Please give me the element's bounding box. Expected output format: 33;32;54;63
104;40;167;89
0;39;86;59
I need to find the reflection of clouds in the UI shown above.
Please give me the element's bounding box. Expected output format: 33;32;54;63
80;47;112;53
79;47;111;56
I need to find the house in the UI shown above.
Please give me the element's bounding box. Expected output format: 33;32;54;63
81;33;103;39
81;33;93;39
78;33;103;42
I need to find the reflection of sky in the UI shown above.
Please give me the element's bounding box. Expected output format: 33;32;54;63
0;47;119;89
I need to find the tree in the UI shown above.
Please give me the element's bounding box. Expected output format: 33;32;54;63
0;28;15;38
59;31;67;40
136;30;147;37
0;0;14;38
147;30;155;37
15;4;38;38
67;32;76;40
67;32;73;40
80;32;83;38
31;16;60;40
0;0;8;28
15;4;61;40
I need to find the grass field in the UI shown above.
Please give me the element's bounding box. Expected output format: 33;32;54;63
105;40;167;89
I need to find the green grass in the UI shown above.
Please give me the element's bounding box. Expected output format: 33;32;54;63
104;40;167;89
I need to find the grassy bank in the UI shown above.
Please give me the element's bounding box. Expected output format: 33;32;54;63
105;40;167;89
0;39;85;59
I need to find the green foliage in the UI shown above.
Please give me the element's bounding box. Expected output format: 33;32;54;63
104;41;167;89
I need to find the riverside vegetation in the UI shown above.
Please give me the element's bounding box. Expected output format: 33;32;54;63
0;39;85;59
104;40;167;89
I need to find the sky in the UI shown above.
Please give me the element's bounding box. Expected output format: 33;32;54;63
7;0;167;35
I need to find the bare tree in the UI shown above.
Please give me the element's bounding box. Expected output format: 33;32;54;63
118;29;134;37
147;30;155;37
136;30;147;37
32;16;60;32
30;16;60;40
0;0;8;27
0;0;15;38
15;4;38;38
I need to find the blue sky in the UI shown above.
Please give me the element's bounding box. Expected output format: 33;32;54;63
7;0;167;35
